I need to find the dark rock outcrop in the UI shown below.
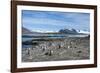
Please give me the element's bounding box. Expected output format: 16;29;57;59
59;28;78;34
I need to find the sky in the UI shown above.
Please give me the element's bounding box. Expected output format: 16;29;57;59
22;10;90;32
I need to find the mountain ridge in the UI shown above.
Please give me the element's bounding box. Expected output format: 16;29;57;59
22;27;89;34
22;27;40;34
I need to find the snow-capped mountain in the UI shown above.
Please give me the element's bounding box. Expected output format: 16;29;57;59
59;28;77;34
59;28;90;34
23;27;90;35
77;30;90;34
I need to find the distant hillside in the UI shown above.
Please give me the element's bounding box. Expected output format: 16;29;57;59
22;27;39;34
22;27;89;35
59;28;78;34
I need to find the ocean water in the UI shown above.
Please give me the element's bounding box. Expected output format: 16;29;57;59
22;33;89;42
22;45;32;49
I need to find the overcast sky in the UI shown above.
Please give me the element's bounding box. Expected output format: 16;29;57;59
22;10;90;32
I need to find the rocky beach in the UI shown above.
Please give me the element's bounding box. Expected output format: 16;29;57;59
22;36;90;62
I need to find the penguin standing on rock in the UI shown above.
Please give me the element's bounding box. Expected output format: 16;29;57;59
44;50;53;56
